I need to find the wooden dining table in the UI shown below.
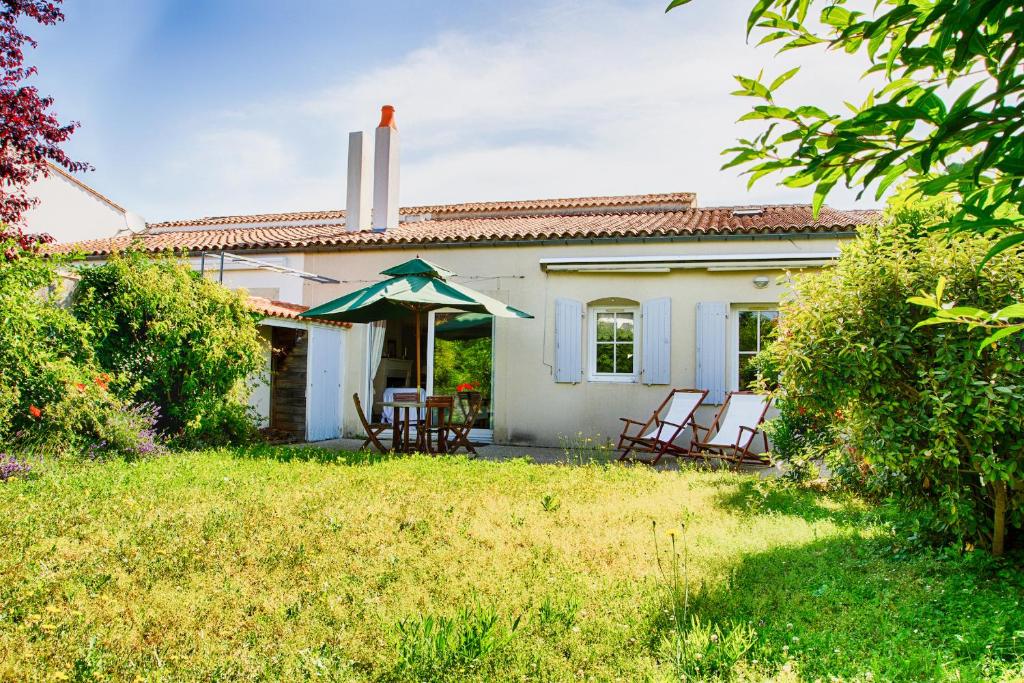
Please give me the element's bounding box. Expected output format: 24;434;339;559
377;399;425;453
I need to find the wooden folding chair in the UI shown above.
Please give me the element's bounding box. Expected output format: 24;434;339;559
423;396;455;454
687;391;772;466
392;391;422;452
352;393;388;453
448;391;483;456
617;388;708;465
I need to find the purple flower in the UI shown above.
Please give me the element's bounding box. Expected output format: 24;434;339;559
0;453;31;482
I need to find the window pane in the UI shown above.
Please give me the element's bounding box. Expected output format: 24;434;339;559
738;311;758;352
738;353;757;390
616;313;634;342
596;343;614;373
759;311;779;346
615;344;635;374
596;313;615;342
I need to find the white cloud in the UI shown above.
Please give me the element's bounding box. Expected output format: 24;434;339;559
144;0;881;220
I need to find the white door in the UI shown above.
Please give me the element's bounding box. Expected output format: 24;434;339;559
306;326;345;441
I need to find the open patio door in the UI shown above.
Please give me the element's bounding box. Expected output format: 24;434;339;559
427;310;494;444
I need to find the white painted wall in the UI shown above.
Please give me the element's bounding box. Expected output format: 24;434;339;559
299;235;849;446
248;326;273;428
22;170;142;243
191;254;307;304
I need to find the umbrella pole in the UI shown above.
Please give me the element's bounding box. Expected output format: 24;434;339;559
415;309;421;394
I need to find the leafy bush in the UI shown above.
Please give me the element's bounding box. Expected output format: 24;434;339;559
762;194;1024;552
0;239;159;458
71;250;265;446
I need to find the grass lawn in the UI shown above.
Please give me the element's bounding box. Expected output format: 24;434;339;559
1;448;1023;682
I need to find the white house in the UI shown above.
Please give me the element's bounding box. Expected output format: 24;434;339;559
56;106;877;446
23;163;144;243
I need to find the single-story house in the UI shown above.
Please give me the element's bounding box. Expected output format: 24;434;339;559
56;107;876;448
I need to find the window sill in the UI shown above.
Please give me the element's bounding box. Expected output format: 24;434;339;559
588;375;639;384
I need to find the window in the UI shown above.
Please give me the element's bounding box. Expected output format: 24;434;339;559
736;309;778;390
589;306;639;382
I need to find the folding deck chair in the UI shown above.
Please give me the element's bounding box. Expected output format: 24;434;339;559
352;393;388;453
617;388;708;465
687;391;772;466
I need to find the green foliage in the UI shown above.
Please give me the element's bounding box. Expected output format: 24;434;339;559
71;250;265;446
393;603;521;680
667;0;1024;256
762;195;1024;550
0;240;156;458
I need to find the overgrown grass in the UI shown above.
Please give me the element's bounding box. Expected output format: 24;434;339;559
1;448;1022;681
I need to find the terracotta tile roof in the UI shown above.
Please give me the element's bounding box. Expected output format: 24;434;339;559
147;191;698;229
247;296;351;328
51;195;878;258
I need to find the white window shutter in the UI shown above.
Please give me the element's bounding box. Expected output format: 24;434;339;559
554;298;583;383
695;302;728;403
641;297;671;385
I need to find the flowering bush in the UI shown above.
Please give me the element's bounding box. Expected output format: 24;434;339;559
71;250;265;446
0;237;163;459
0;453;31;481
760;194;1024;553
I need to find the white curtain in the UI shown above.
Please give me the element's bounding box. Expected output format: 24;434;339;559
368;321;386;383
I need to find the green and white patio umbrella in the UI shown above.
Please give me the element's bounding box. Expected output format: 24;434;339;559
299;257;532;391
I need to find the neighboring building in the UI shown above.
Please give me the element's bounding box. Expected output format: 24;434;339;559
54;107;877;447
23;163;144;243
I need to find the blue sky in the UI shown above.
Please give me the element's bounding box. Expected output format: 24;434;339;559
31;0;876;222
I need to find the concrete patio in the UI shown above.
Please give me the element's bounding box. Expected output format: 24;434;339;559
306;437;781;475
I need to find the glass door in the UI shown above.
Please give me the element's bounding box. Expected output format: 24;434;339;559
426;310;494;441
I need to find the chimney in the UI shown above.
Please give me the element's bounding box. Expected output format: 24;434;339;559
372;105;399;231
345;131;372;232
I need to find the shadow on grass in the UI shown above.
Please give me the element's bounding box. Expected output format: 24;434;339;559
712;478;870;527
651;533;1024;681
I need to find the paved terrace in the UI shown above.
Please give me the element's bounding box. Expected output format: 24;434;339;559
307;437;781;476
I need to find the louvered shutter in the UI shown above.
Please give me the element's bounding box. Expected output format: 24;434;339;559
554;298;583;383
641;297;671;385
695;302;728;403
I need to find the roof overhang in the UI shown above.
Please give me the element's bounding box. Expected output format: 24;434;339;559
538;251;839;273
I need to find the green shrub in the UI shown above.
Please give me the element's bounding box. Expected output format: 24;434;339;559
0;239;157;458
71;250;265;446
762;194;1024;552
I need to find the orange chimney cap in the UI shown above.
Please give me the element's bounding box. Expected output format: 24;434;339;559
378;105;397;130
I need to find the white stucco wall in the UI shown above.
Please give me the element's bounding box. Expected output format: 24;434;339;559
192;254;307;304
22;171;139;243
299;234;848;447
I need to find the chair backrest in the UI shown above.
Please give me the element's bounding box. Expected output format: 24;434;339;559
392;391;421;424
642;389;706;440
706;393;771;447
456;391;483;428
352;393;374;431
425;395;454;429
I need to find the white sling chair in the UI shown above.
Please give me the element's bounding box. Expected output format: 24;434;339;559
687;391;772;466
618;389;708;465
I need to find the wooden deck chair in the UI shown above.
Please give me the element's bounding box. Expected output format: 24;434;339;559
687;391;772;466
423;396;455;454
352;393;388;453
617;388;708;465
448;391;483;456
